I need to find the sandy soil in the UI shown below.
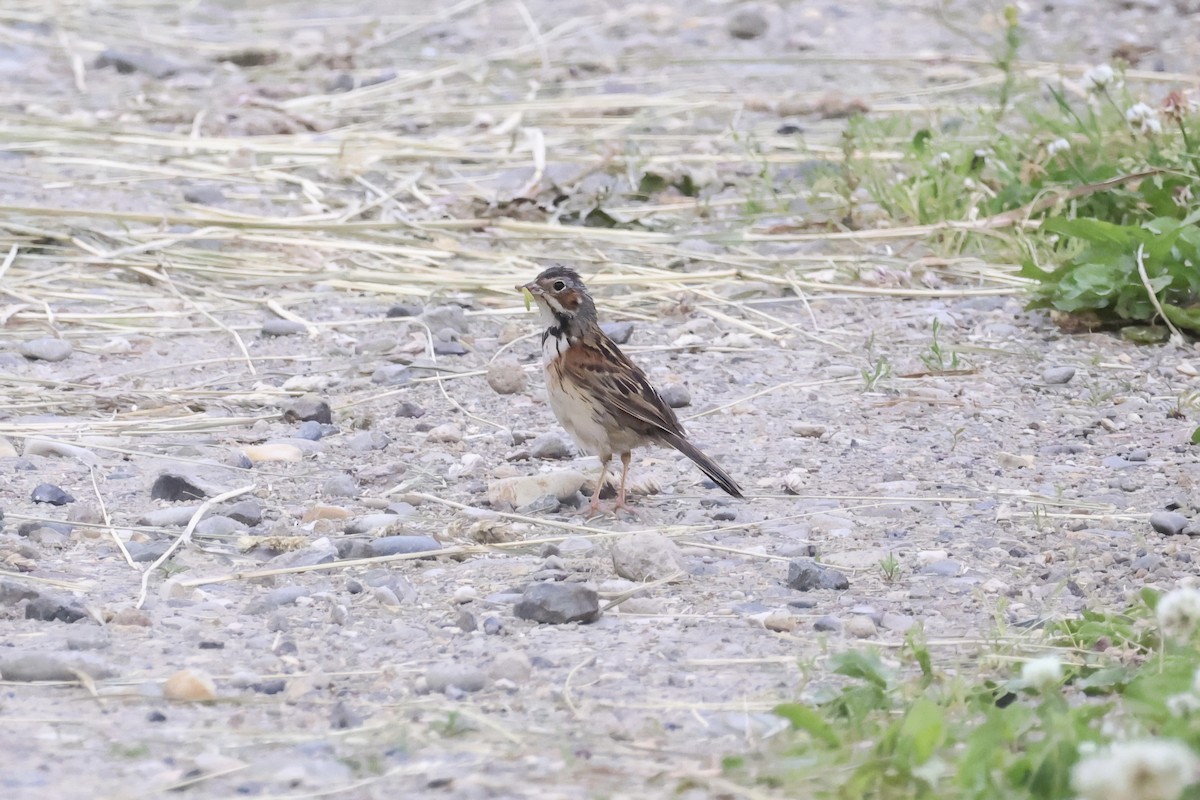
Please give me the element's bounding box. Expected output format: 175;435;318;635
2;1;1200;798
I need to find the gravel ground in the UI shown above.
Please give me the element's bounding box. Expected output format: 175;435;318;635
2;1;1200;799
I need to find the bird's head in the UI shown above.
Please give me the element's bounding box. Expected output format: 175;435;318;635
519;266;595;326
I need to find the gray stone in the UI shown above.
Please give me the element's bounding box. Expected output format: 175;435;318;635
488;651;532;683
659;383;691;408
611;533;685;582
346;431;389;452
880;612;915;632
344;514;402;535
1042;366;1076;384
486;361;528;395
283;394;332;424
367;535;441;557
0;579;39;606
267;538;338;569
19;337;73;362
786;560;850;591
425;664;488;694
94;49;185;78
1151;511;1190;536
245;585;308;614
846;615;877;638
183;185;226;205
294;421;325;440
600;321;634;344
25;595;87;623
433;341;468;356
813;615;841;632
261;319;306;336
727;4;769;38
456;610;477;632
483;617;504;635
0;653;113;682
395;401;425;418
223;500;264;526
1131;554;1162;571
31;484;74;505
419;305;469;334
386;304;422;318
138;506;201;526
150;471;220;502
125;540;170;563
922;559;964;577
530;432;573;460
194;515;248;536
514;582;600;624
372;364;412;385
323;474;360;498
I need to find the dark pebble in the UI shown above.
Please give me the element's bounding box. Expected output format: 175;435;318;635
367;535;442;557
395;401;426;418
514;582;600;625
1151;510;1190;536
386;304;423;318
31;484;74;505
282;394;332;424
25;595;88;623
600;321;634;344
150;472;211;502
786;559;850;591
483;617;504;635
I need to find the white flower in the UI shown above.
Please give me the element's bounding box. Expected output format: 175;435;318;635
1072;739;1199;800
1167;692;1200;717
1047;137;1071;156
1083;64;1115;92
936;151;952;166
1157;587;1200;641
1021;655;1063;690
1126;102;1163;135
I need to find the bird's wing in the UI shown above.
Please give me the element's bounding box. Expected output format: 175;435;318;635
557;334;685;440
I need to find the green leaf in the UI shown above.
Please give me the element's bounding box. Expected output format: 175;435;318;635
1162;303;1200;336
830;650;891;688
1042;216;1134;246
897;696;946;764
637;172;668;195
772;703;840;747
1191;426;1200;445
1076;665;1133;694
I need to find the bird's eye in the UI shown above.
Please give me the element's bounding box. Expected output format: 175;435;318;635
552;280;566;291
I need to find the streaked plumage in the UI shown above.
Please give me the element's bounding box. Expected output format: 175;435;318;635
520;265;743;512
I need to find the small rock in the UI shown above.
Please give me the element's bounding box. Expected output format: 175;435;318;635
922;559;964;577
125;541;170;563
514;582;600;624
453;586;478;604
813;615;841;632
367;535;441;557
786;559;849;591
344;514;403;534
486;361;528;395
483;617;504;635
488;470;588;507
395;401;426;418
386;303;422;318
346;431;389;452
488;651;532;683
294;420;325;440
760;610;798;632
242;443;304;463
94;49;185;78
138;506;201;527
456;610;477;632
659;384;691;408
163;668;217;702
245;586;308;614
194;515;247;536
19;337;73;362
433;341;468;356
322;474;359;498
282;394;332;424
111;608;152;627
880;612;915;632
845;616;877;638
427;424;462;443
1151;511;1190;536
372;364;412;386
150;471;218;502
31;484;74;505
182;185;226;204
1042;366;1076;384
0;653;112;682
727;4;769;39
261;319;306;337
611;533;685;582
25;595;87;623
267;538;338;569
302;504;352;522
22;439;99;466
600;321;634;344
425;664;488;694
997;452;1035;469
420;305;469;334
223;500;264;526
530;432;573;460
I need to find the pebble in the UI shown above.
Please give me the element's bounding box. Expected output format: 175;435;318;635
1151;511;1190;536
23;438;100;466
600;321;634;344
845;616;877;638
486;360;528;395
514;582;600;625
294;421;326;440
151;471;218;502
433;341;468;356
0;653;113;681
346;431;389;452
488;651;532;683
243;443;304;463
420;305;469;334
922;559;964;577
282;394;333;424
792;424;826;438
31;483;74;505
245;585;308;614
880;612;915;632
344;514;404;534
125;541;169;563
1042;366;1076;384
163;668;217;702
194;515;247;536
425;664;488;694
786;559;850;591
659;383;691;408
367;535;441;557
267;538;338;569
488;470;587;507
529;432;573;460
111;608;152;627
223;500;264;526
483;617;504;635
19;337;74;362
261;319;307;337
727;4;769;38
395;401;426;418
453;586;478;604
323;474;360;498
372;364;412;385
25;595;87;623
386;303;422;318
611;533;685;582
138;506;201;526
302;504;352;522
427;424;463;443
94;49;184;78
813;615;841;632
456;610;477;632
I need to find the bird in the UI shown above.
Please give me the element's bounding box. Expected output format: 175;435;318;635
519;265;743;513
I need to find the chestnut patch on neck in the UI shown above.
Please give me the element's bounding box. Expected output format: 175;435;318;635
559;288;583;311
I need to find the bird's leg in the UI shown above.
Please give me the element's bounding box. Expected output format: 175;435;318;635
616;452;632;509
589;454;611;515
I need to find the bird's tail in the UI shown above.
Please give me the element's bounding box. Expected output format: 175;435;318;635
663;433;744;499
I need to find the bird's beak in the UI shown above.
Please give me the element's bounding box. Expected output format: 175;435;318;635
520;282;543;296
